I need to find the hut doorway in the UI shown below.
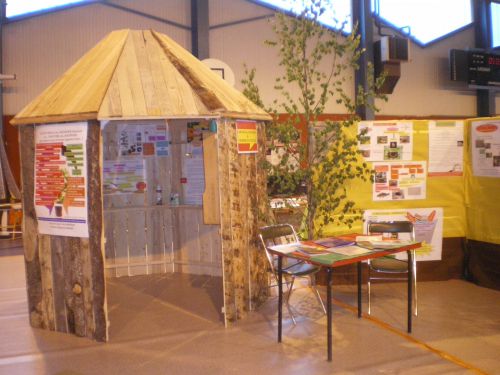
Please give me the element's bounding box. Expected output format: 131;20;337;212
102;119;224;328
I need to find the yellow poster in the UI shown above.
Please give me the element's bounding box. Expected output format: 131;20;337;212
237;120;258;153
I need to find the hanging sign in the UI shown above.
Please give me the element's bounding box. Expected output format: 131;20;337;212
34;123;89;238
236;120;258;154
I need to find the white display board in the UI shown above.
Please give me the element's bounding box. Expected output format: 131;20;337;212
428;120;464;176
358;121;413;161
373;161;427;201
471;120;500;177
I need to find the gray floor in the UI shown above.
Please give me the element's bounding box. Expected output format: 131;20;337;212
1;239;499;375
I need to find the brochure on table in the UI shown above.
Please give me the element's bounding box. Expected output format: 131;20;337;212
34;122;89;238
363;208;443;261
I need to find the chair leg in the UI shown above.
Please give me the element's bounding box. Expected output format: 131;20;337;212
412;253;418;317
285;276;297;325
310;274;326;315
367;265;372;315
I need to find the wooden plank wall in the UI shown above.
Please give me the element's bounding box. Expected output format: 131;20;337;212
218;119;268;323
102;119;221;278
19;122;107;341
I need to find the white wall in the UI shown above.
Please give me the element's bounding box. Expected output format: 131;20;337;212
2;0;191;115
2;0;498;117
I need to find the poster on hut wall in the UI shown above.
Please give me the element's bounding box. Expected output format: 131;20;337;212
428;120;464;176
363;208;443;261
471;120;500;177
373;161;427;201
103;160;147;195
34;123;89;238
236;120;258;153
118;123;169;157
187;120;209;143
181;143;205;205
358;121;413;161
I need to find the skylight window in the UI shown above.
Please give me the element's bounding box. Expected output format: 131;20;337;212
6;0;87;18
492;2;500;48
255;0;352;33
372;0;473;45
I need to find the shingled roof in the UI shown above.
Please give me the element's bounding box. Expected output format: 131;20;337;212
12;29;271;125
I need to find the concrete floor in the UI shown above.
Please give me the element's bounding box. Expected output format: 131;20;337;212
1;239;499;375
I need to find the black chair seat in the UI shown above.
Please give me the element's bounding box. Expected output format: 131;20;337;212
371;257;409;272
283;262;320;277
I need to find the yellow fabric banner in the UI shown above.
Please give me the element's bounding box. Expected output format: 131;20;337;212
322;120;466;238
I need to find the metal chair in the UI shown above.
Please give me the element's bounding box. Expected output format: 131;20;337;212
366;221;418;316
0;202;23;240
258;224;326;324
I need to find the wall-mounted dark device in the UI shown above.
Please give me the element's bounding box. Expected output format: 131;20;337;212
374;36;409;94
450;49;500;88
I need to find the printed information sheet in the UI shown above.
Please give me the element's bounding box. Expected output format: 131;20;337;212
103;160;147;195
118;123;169;157
471;120;500;177
34;123;89;238
358;121;413;161
428;120;464;176
373;161;427;201
364;208;443;261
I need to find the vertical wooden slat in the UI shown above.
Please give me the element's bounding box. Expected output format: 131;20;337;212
218;120;235;322
86;120;107;341
38;235;56;330
202;132;220;224
51;237;69;331
251;121;269;306
19;125;45;328
227;120;248;319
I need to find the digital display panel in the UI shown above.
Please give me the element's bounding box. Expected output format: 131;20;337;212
468;52;500;87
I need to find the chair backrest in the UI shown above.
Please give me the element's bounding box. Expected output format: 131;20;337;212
258;224;300;274
367;221;415;241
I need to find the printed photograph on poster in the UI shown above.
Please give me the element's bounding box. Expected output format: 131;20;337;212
373;161;426;201
358;121;413;161
428;120;464;176
118;123;169;157
34;123;89;238
471;120;500;177
364;208;443;261
103;160;147;195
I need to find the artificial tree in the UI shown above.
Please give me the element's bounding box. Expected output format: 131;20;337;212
242;0;385;239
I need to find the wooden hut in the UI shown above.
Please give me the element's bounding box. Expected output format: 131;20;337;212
11;29;272;341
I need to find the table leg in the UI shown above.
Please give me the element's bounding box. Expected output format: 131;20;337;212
357;262;362;318
278;255;283;343
327;267;333;362
407;250;413;333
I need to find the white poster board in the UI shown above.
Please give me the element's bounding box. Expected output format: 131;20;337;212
358;121;413;161
364;208;443;261
182;143;205;205
34;123;89;238
428;120;464;176
373;161;427;201
471;120;500;177
103;160;147;195
117;123;169;157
